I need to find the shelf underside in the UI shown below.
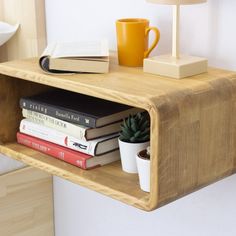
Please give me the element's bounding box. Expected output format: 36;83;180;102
0;142;149;210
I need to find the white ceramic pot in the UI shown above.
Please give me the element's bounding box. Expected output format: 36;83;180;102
118;139;150;173
136;151;150;192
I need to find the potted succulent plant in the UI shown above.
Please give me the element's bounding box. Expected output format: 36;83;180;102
136;146;151;192
118;112;150;173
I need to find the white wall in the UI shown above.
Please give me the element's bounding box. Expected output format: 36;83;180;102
54;175;236;236
45;0;236;235
45;0;236;70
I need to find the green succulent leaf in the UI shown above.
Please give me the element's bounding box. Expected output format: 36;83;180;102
134;130;141;138
119;112;150;143
139;135;150;142
139;120;149;131
131;122;138;132
123;118;129;129
121;128;133;139
130;136;136;143
119;134;127;141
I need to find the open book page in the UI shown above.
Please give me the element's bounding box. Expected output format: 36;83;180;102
41;43;57;57
39;43;74;74
51;40;109;58
39;40;109;74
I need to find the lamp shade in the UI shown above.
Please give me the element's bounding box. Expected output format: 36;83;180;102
146;0;206;5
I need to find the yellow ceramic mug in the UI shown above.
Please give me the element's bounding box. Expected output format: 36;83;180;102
116;18;160;67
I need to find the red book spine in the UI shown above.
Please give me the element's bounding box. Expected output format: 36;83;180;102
17;132;92;170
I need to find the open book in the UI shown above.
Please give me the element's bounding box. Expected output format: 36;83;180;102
39;40;109;74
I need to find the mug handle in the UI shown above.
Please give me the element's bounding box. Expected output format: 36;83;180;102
144;27;160;58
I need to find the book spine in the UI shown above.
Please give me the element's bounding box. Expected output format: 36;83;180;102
20;98;97;128
17;132;90;169
20;119;97;155
22;109;87;141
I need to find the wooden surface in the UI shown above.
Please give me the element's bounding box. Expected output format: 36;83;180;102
0;75;48;143
0;0;46;62
0;2;54;234
0;143;148;210
0;56;236;211
0;167;54;236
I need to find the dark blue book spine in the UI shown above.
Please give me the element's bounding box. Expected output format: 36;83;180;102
20;98;96;128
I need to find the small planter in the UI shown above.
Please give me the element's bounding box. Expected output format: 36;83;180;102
118;112;150;173
136;148;150;192
119;139;150;173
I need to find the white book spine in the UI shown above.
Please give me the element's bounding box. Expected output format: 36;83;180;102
20;119;96;155
22;109;87;141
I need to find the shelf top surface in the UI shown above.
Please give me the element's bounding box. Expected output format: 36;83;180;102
0;55;235;108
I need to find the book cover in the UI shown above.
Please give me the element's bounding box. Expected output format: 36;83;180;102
22;109;121;140
49;58;109;74
20;119;119;156
20;89;142;128
17;132;120;169
39;40;109;74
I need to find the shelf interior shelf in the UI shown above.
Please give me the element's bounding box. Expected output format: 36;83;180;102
0;142;149;209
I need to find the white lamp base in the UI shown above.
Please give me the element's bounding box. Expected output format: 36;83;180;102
143;54;208;79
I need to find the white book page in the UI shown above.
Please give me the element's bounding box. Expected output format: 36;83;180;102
20;119;118;156
49;40;109;58
41;43;57;57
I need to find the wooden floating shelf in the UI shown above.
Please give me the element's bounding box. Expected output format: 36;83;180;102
0;143;148;210
0;56;236;211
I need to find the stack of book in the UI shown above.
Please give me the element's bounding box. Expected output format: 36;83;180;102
17;89;141;169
